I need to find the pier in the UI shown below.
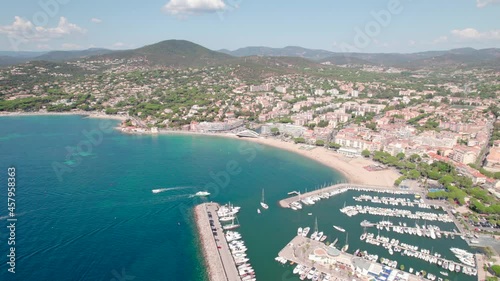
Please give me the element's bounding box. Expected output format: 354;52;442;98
194;203;241;281
279;183;414;208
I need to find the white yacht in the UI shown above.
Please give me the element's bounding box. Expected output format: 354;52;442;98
302;227;310;237
195;191;210;197
297;227;303;236
333;225;346;232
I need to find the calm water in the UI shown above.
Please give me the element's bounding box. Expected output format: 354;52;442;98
0;115;342;281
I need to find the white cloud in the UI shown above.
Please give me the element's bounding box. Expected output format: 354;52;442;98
110;42;133;49
162;0;226;16
0;16;86;42
476;0;500;8
451;28;500;40
61;43;82;50
37;44;51;49
90;18;102;24
432;36;448;44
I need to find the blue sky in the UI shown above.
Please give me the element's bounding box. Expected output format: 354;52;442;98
0;0;499;53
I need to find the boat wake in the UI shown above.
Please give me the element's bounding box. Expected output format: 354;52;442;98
152;186;195;194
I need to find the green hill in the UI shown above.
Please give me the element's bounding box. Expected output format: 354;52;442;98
100;39;235;67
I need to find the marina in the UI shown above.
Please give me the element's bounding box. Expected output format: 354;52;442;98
276;185;480;281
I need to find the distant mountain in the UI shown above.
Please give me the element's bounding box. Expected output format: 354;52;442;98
220;45;500;69
98;40;234;67
0;51;47;58
219;46;335;61
0;56;28;66
0;49;114;67
320;48;500;69
34;48;114;62
1;41;498;70
0;51;48;66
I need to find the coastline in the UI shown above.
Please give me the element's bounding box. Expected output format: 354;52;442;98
0;111;128;121
0;112;399;186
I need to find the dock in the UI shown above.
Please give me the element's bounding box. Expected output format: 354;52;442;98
194;203;241;281
279;183;414;208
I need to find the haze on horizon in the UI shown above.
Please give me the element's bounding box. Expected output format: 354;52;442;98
0;0;499;53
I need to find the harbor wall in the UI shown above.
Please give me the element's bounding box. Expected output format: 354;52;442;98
194;203;228;281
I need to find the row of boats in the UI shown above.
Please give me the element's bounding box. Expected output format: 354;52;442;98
297;221;349;252
340;205;454;222
297;227;328;242
292;265;332;281
361;232;477;276
225;231;256;281
287;186;413;211
218;203;241;230
353;194;440;210
374;220;459;239
355;249;445;281
217;204;256;281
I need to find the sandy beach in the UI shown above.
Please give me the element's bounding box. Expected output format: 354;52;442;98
238;136;400;187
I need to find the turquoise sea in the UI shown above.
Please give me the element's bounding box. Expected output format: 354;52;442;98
0;115;342;281
0;116;475;281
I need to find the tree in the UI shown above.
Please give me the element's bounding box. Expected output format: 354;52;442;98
328;143;341;150
408;169;420;179
439;175;454;186
315;140;325;146
105;107;118;114
366;122;377;131
409;154;421;163
361;150;371;158
271;127;279;136
394;176;406;186
294;137;306;144
491;265;500;277
317;120;329;128
396;152;405;160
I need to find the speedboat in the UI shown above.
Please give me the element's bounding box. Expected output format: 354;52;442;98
316;231;324;241
297;227;303;236
302;227;310;237
333;225;346;232
195;191;210;197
